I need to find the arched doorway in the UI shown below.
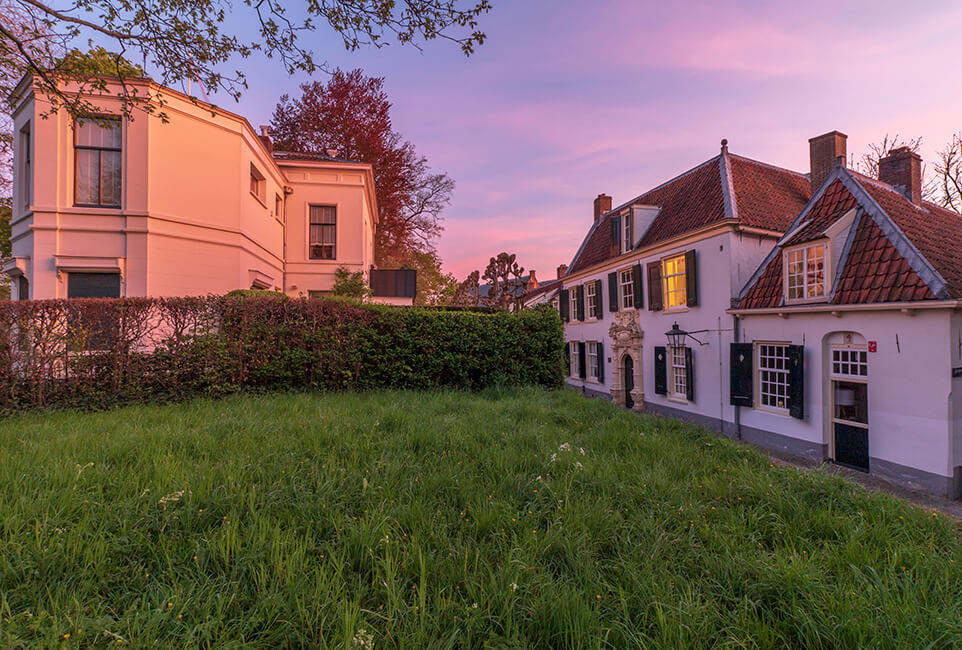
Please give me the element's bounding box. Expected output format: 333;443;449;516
624;355;635;409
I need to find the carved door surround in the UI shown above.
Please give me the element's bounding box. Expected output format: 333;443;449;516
608;310;645;411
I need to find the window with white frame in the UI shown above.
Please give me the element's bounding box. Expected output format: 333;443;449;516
622;213;633;253
786;244;826;300
309;205;337;259
669;344;687;398
587;341;599;380
831;347;867;378
663;253;687;309
75;117;122;207
757;343;790;410
619;268;634;309
586;282;598;319
569;341;580;376
250;164;266;202
570;287;579;319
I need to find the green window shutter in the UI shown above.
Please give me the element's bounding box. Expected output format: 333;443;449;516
685;346;695;402
576;285;585;321
578;342;587;379
610;214;621;255
565;341;571;376
654;346;667;395
647;262;663;311
730;343;754;407
559;289;569;322
594;279;604;319
632;264;644;308
685;249;698;307
607;272;619;312
788;345;805;419
597;341;605;383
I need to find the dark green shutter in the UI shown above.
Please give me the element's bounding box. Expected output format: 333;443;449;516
787;345;804;419
559;289;569;322
632;264;643;308
685;347;695;402
685;249;698;307
597;341;604;383
594;279;604;319
610;214;621;254
647;262;663;311
654;346;667;395
576;285;585;321
578;342;587;379
730;343;754;407
565;341;571;376
608;272;619;312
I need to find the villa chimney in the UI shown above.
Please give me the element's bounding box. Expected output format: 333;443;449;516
879;147;923;206
593;193;612;222
808;130;847;192
527;270;538;290
258;125;273;153
557;264;568;279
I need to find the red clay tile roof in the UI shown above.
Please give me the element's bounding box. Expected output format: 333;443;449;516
729;155;811;232
832;215;935;304
567;152;810;274
738;166;962;309
525;279;560;300
782;179;858;246
739;251;783;309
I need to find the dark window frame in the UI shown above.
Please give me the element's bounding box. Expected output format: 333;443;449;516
73;117;123;208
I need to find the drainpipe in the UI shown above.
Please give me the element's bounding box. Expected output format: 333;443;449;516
282;185;293;293
732;313;742;440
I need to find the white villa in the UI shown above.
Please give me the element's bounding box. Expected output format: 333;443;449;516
4;74;414;303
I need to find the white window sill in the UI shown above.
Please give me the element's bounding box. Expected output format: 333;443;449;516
754;405;790;417
663;306;689;314
667;395;689;405
784;296;828;305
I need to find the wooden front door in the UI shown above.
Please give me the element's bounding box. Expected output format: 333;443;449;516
624;355;634;409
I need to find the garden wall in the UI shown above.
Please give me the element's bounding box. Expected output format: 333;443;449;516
0;296;564;414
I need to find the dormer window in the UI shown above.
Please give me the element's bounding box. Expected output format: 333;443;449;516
622;211;633;253
785;242;827;302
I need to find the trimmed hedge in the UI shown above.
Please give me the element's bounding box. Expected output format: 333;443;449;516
0;296;564;414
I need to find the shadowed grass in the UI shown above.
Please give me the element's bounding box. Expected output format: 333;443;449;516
1;387;961;647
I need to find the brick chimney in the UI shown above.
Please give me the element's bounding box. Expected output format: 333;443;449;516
258;125;273;154
879;147;923;205
556;264;568;279
526;270;538;290
808;130;847;192
593;193;612;222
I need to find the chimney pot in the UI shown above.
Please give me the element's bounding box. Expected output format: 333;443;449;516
556;264;568;280
879;147;923;205
808;130;847;192
593;193;612;222
259;125;270;137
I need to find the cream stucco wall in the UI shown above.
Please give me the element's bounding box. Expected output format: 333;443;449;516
7;77;381;300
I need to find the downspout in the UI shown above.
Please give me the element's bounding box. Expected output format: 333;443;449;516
733;313;742;440
282;185;293;293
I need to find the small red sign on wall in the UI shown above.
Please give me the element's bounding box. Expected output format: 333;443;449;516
868;341;877;353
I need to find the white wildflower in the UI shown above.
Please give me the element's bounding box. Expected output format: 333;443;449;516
550;453;557;463
352;628;374;648
472;603;479;609
535;475;542;482
558;443;571;452
579;447;585;455
574;461;584;470
158;490;185;508
510;583;518;591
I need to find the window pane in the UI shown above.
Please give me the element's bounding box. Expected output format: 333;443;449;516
76;149;100;204
310;205;337;225
76;120;121;148
100;150;122;205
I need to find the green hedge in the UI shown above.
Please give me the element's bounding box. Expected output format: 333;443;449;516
0;296;565;414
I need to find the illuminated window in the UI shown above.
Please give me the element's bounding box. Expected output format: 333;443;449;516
669;344;687;398
75;117;122;207
663;254;687;309
586;282;598;319
619;269;634;309
786;244;825;300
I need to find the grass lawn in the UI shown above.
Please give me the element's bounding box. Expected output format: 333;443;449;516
2;388;961;648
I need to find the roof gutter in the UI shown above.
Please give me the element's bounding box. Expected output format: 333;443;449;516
728;299;962;317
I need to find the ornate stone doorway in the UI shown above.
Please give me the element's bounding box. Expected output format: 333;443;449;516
608;311;645;411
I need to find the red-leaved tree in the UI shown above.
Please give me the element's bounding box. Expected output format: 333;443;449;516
270;69;454;265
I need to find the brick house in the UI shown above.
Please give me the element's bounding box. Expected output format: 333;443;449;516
4;74;414;303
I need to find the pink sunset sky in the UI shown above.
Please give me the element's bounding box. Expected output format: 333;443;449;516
221;0;962;281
